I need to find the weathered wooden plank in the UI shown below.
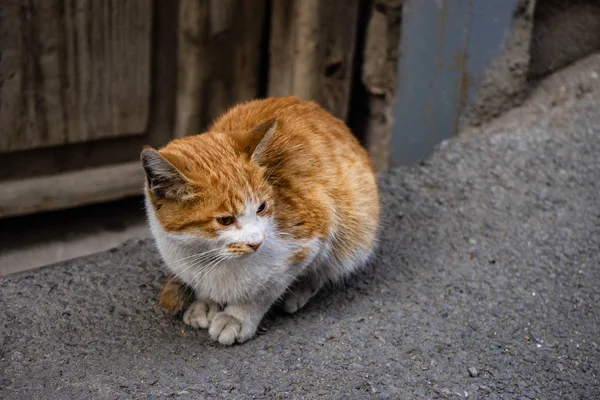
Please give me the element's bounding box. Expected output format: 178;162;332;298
268;0;361;121
0;0;178;184
174;0;210;138
269;0;319;101
174;0;267;138
0;0;67;152
349;0;403;172
0;0;153;153
0;161;144;218
65;0;153;142
146;0;179;148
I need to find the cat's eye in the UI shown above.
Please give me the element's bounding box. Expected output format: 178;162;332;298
217;216;235;226
257;202;267;214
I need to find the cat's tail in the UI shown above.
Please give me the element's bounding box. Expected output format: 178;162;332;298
159;275;195;314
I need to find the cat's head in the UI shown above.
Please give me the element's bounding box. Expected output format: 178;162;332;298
141;119;278;256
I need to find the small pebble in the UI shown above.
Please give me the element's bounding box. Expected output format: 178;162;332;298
530;332;543;344
468;367;479;377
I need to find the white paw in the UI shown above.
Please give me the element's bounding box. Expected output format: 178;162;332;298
283;286;315;314
208;312;256;345
183;299;220;329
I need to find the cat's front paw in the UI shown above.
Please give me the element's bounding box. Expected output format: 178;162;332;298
283;286;316;314
183;299;220;329
209;311;257;345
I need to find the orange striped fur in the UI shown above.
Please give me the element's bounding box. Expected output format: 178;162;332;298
142;96;380;345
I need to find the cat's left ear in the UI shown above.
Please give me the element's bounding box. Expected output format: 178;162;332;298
141;147;194;200
243;118;277;163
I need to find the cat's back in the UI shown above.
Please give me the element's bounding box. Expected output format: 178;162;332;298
210;96;373;171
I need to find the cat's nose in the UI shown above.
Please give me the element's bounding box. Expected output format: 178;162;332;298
248;241;262;251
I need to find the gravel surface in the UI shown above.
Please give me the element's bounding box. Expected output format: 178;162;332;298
1;97;599;399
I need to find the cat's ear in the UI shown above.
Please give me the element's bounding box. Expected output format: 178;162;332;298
243;118;278;163
141;147;193;199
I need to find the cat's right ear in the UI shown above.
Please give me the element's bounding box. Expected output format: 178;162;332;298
241;118;278;163
141;147;193;200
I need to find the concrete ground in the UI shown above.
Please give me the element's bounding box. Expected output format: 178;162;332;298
1;85;599;398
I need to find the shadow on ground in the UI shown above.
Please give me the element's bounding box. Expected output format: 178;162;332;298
1;98;599;399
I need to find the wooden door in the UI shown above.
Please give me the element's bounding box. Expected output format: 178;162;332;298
0;0;154;152
0;0;178;217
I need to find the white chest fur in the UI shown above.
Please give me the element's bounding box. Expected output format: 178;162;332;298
144;197;318;304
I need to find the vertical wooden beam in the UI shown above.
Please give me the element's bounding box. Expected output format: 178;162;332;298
174;0;268;138
268;0;361;121
174;0;209;138
348;0;403;172
147;0;179;147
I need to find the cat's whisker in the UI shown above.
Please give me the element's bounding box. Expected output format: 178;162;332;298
170;256;218;280
177;253;222;278
168;248;223;267
180;257;228;307
192;256;228;290
166;256;222;280
169;248;224;269
172;253;223;286
191;252;228;283
190;259;220;285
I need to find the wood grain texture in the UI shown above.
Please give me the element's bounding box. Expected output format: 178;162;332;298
0;0;179;183
0;0;153;152
349;0;403;172
174;0;267;138
145;0;179;147
268;0;361;121
0;161;144;218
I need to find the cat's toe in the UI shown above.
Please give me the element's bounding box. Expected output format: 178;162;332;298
183;299;220;329
283;287;315;314
209;312;244;345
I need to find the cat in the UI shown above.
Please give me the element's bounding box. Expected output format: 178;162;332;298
141;96;380;345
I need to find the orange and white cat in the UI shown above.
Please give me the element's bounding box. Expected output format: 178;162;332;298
141;96;380;345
